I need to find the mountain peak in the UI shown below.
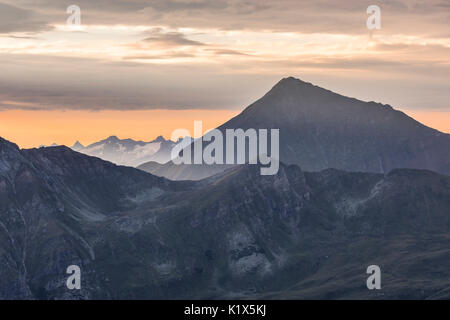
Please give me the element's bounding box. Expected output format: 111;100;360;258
152;135;166;143
0;137;19;151
260;76;323;102
274;76;312;88
234;76;333;119
106;135;120;142
280;76;308;83
72;141;84;150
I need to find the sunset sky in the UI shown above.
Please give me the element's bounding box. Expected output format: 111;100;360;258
0;0;449;148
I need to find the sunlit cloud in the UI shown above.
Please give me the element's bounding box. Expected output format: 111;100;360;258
0;0;448;113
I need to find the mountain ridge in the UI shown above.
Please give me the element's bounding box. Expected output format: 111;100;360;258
1;135;449;299
71;135;176;167
139;77;450;180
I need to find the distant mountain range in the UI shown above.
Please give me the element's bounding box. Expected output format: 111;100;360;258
139;77;450;180
0;136;449;299
71;135;175;167
39;143;60;148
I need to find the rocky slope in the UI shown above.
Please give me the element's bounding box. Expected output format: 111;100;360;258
1;137;449;299
0;138;191;299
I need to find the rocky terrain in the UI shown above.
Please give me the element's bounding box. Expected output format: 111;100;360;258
1;137;449;299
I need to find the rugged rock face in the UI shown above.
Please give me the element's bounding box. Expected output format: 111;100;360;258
1;138;449;299
139;77;450;180
0;141;191;299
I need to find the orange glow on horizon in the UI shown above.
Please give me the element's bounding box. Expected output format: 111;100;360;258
0;109;448;149
0;109;240;149
404;110;450;135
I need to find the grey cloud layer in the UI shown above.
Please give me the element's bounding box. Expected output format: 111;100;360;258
0;2;51;33
142;29;206;47
1;52;449;112
1;1;448;112
0;54;270;111
3;0;450;35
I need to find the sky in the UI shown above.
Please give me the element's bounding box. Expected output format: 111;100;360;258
0;0;449;147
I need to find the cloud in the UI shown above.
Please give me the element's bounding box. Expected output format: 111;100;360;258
1;35;41;40
0;2;51;34
0;1;448;113
1;51;449;113
2;0;448;36
142;30;206;48
206;48;250;56
123;52;195;60
0;53;268;111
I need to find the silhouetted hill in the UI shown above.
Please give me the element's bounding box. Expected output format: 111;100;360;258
139;77;450;180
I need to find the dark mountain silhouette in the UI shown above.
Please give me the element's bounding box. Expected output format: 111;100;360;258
1;136;449;299
139;77;450;180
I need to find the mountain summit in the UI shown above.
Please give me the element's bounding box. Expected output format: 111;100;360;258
226;76;450;174
140;77;450;180
71;141;84;151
